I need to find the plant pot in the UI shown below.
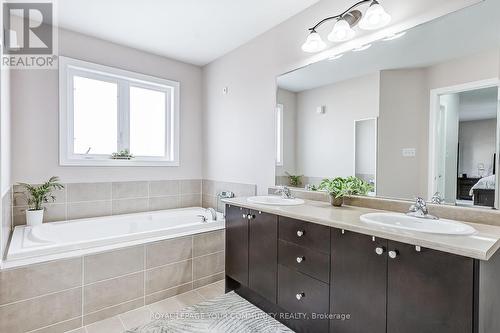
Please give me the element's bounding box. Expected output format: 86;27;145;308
26;209;44;226
330;195;344;207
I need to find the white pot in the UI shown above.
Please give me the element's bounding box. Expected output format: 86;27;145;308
26;209;44;226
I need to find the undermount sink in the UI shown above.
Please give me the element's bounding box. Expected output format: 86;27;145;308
360;213;476;235
247;196;305;206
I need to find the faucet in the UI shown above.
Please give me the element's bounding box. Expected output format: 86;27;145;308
407;197;438;220
431;192;444;205
275;186;294;199
197;208;217;223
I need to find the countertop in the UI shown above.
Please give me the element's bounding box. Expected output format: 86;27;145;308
222;197;500;261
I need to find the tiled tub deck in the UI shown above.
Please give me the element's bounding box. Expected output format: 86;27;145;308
0;229;225;333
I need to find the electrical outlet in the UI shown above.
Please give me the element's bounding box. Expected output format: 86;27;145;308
402;148;416;157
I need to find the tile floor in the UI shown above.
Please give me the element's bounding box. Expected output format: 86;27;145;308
67;280;225;333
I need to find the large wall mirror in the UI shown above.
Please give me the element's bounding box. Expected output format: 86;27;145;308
275;0;500;209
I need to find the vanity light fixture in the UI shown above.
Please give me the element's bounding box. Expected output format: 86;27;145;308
302;0;391;53
352;44;372;52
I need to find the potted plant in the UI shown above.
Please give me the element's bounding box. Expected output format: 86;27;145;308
18;176;64;226
318;176;373;207
111;149;134;160
285;172;303;187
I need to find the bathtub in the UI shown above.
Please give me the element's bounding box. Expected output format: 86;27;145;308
5;207;225;268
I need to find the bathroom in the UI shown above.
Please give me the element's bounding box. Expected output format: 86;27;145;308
1;0;500;332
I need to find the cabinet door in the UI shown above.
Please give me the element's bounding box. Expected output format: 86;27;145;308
330;229;387;333
249;210;278;303
225;205;249;286
387;241;474;333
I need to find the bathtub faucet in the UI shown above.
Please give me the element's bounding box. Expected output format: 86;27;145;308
206;208;217;221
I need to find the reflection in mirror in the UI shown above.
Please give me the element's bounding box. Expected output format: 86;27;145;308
275;0;500;209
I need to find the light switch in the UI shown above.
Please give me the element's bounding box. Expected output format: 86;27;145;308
402;148;416;157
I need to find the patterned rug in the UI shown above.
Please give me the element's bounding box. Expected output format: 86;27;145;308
127;291;294;333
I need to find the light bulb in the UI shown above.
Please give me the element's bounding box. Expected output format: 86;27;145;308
359;1;391;30
328;18;355;42
301;31;326;53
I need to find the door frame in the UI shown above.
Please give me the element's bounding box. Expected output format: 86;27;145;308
428;78;500;207
353;117;378;194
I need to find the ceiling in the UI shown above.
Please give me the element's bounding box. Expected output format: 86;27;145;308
459;87;498;121
57;0;320;66
278;0;500;92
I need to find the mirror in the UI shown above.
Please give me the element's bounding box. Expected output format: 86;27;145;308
275;0;500;209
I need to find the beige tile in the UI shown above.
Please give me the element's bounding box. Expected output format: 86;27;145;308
84;246;144;284
44;203;67;222
196;283;224;300
148;196;180;211
30;317;82;333
111;198;149;215
146;260;192;295
146;237;192;268
67;183;111;202
149;180;180;197
112;181;148;199
0;287;81;333
201;179;215;196
68;201;112;220
145;282;193;305
201;194;216;209
193;272;225;289
84;272;144;314
12;205;27;226
119;307;152;329
193;252;225;280
13;184;66;206
193;230;224;257
83;298;143;326
85;316;124;333
174;290;204;308
215;181;257;197
0;258;82;305
148;298;182;316
180;179;202;194
180;194;201;208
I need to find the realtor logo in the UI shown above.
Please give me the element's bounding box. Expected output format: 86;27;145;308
2;1;58;68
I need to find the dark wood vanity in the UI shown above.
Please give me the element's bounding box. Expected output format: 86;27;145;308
225;204;500;333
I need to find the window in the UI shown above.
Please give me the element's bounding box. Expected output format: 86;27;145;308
276;104;284;166
59;56;179;166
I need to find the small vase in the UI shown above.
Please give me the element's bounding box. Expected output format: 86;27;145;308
330;196;344;207
26;209;44;226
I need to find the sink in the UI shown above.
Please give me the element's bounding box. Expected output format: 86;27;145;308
247;196;305;206
360;213;476;235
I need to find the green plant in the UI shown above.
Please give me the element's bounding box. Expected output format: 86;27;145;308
111;149;134;160
318;176;373;199
285;172;303;187
18;176;64;211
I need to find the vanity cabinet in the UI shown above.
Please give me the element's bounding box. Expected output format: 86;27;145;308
225;205;249;286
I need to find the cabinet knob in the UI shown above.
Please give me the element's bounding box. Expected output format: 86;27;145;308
375;247;385;255
247;214;255;220
296;292;305;300
242;214;246;219
296;230;304;237
296;256;305;263
388;250;398;259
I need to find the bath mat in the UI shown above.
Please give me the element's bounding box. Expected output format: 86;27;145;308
127;291;294;333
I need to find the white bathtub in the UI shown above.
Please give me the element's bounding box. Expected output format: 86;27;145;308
5;207;225;268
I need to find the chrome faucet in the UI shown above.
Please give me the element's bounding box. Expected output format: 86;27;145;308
275;186;294;199
206;208;217;221
407;197;438;220
431;192;444;205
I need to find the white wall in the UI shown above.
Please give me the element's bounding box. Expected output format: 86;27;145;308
276;88;297;177
459;119;497;177
295;73;379;179
11;28;203;184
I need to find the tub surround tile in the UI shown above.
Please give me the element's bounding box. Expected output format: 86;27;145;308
111;198;149;215
83;297;144;326
201;194;216;209
13;184;66;206
84;246;144;284
84;272;144;314
145;282;193;305
0;258;82;305
68;201;112;220
67;183;112;202
146;237;192;269
85;316;125;333
201;179;257;212
44;203;68;223
0;287;82;333
180;179;202;194
30;317;82;333
193;251;225;280
193;272;225;289
146;260;192;295
148;196;180;211
193;230;224;257
112;181;149;200
180;193;202;208
149;180;180;197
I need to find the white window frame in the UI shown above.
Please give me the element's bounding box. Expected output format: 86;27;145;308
276;104;284;166
59;56;180;166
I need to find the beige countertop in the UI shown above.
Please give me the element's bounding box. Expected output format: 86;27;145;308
222;197;500;261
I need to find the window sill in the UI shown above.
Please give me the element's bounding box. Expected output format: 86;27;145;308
59;158;179;167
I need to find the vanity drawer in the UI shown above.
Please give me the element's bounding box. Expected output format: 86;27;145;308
278;240;330;283
278;264;330;316
279;216;330;254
